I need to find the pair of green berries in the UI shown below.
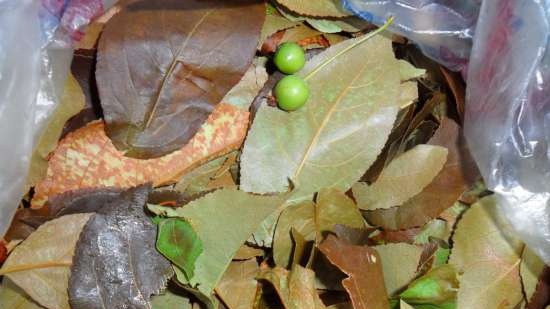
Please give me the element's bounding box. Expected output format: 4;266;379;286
273;42;309;111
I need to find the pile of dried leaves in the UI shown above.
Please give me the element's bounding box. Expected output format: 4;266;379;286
1;1;548;309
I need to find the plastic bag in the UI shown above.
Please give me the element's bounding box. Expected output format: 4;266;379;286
344;0;550;263
0;0;115;236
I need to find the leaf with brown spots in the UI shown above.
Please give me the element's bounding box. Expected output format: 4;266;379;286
98;0;265;158
32;103;248;208
319;235;391;309
364;118;479;229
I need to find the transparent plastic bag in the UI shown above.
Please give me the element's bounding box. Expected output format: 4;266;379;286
0;0;115;236
344;0;550;263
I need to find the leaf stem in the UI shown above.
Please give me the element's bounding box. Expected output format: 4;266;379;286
0;261;72;276
303;16;395;81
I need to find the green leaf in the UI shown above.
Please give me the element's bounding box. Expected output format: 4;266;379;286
520;246;546;303
151;289;193;309
449;196;524;309
376;243;423;296
399;60;426;81
224;57;268;110
353;145;448;210
257;265;327;309
148;189;287;297
0;278;43;309
400;265;458;306
241;35;402;203
156;218;203;280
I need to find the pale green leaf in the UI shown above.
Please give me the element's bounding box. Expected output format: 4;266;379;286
27;73;85;186
0;279;43;309
259;14;301;47
305;19;342;33
399;60;426;81
376;243;423;295
400;300;415;309
174;153;235;195
147;189;286;297
241;35;402;203
400;265;458;306
520;246;546;302
354;145;448;210
275;0;350;17
224;57;268;110
151;290;192;309
1;214;93;309
449;196;524;309
414;219;448;245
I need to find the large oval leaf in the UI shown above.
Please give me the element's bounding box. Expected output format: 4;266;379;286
240;35;402;202
97;0;265;158
1;214;93;309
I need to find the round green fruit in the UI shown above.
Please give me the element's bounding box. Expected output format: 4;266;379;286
274;42;306;74
274;75;309;111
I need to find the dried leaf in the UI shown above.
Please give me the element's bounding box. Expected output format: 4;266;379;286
260;13;301;47
174;154;233;195
0;278;43;309
257;265;327;309
32;103;248;208
241;36;402;203
365;118;479;229
69;186;173;309
353;145;448;210
98;0;264;158
319;235;390;309
1;214;93;309
521;247;546;303
375;243;423;295
216;259;260;309
157;218;203;280
234;244;265;260
449;196;524;309
27;73;86;186
275;0;350;17
224;57;269;110
315;188;366;242
148;189;287;297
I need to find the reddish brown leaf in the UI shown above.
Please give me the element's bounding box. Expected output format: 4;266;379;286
32;104;248;208
319;235;390;309
98;0;264;158
0;241;6;265
365;118;479;229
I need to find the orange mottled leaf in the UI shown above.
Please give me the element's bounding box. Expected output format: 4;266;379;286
32;103;248;208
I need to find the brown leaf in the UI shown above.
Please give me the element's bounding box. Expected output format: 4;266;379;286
98;0;264;158
32;103;248;208
365;117;479;229
216;259;260;309
319;235;390;309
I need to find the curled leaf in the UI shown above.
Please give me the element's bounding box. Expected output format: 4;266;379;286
32;103;248;208
98;0;265;157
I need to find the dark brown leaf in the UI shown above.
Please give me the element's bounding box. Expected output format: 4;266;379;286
69;185;173;309
365;118;480;229
98;0;265;158
319;235;390;309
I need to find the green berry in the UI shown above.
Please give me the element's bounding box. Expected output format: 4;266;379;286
274;75;309;111
274;42;306;74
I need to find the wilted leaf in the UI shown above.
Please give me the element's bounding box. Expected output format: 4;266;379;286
234;244;265;260
449;196;524;309
98;0;264;158
319;235;390;309
69;186;173;309
151;288;193;309
27;73;86;186
32;103;248;208
216;259;260;309
260;13;301;47
148;189;287;297
0;278;43;309
315;188;366;242
375;243;423;295
224;57;269;110
400;265;458;307
241;35;402;203
365;118;479;229
0;214;92;309
353;145;448;210
257;265;326;309
157;218;203;280
521;247;546;303
275;0;350;17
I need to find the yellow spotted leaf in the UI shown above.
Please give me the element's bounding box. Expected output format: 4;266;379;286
32;104;248;208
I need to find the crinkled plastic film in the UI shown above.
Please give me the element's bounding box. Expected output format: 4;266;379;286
344;0;550;263
0;0;115;236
